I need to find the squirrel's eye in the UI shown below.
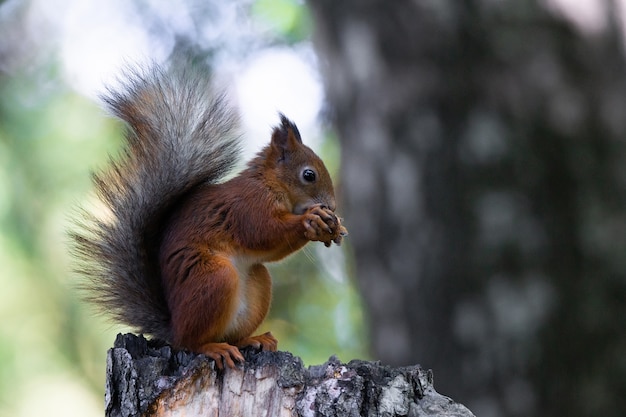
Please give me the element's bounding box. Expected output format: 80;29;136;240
302;168;316;183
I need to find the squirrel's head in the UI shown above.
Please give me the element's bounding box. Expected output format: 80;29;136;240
263;114;336;215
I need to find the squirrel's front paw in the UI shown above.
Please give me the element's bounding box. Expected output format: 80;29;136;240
303;205;346;246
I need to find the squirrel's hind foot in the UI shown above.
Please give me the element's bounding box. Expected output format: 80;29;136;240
235;331;278;352
200;342;245;369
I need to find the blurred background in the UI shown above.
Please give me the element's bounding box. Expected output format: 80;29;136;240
1;0;625;416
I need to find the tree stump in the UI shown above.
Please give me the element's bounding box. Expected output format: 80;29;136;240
106;333;475;417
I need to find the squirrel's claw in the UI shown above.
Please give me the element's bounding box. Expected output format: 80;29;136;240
200;342;244;370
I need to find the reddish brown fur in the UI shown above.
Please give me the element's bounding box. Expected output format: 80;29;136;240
158;118;346;367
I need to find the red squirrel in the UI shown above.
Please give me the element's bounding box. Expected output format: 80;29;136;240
72;63;347;369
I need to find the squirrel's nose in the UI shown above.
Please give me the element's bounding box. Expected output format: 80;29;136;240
321;196;336;212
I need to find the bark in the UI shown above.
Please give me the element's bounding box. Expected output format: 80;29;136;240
105;333;474;417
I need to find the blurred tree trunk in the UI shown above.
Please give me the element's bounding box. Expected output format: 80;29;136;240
309;1;626;416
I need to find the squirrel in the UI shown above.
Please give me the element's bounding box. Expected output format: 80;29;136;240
71;63;347;369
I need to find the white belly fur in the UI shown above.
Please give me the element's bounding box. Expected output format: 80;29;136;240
223;255;256;337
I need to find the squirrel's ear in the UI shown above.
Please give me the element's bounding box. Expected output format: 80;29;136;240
271;114;303;155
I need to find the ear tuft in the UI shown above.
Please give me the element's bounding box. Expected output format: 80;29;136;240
279;113;302;143
272;113;303;150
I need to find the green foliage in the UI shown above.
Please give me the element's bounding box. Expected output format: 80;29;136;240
0;65;125;416
252;0;313;43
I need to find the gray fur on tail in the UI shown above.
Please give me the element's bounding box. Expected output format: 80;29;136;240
70;63;241;341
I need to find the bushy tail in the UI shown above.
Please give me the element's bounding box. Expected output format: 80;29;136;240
70;63;241;340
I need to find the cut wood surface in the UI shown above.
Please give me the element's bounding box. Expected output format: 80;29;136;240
106;333;475;417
